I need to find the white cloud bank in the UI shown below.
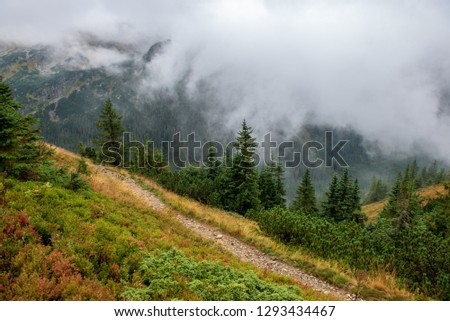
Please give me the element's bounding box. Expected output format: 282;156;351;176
1;0;450;159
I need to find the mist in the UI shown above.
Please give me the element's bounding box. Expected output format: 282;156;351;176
1;0;450;161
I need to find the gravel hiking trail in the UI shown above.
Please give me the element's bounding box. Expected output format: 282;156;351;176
96;165;356;300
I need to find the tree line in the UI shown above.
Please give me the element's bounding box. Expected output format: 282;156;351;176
80;99;365;218
364;159;448;204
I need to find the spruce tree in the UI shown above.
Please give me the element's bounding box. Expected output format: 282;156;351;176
337;169;352;221
258;160;285;209
349;179;366;224
381;167;421;233
351;179;361;213
0;79;40;177
229;120;260;215
258;163;278;210
410;159;418;180
273;161;286;207
364;176;388;204
205;142;221;180
437;168;447;184
382;173;402;220
322;169;364;223
428;161;438;185
95;99;124;166
292;168;318;215
420;166;428;187
322;174;339;220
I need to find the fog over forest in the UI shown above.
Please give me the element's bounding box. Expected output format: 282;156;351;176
1;0;450;160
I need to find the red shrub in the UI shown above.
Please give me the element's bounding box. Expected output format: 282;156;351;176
3;246;116;300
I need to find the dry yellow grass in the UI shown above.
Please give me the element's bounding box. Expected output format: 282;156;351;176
51;146;164;211
362;183;446;222
365;270;415;300
50;145;79;171
362;200;387;222
418;184;446;202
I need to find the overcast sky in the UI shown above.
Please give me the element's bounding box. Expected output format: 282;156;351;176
1;0;450;159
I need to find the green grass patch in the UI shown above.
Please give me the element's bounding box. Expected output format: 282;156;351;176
122;249;303;301
1;178;306;300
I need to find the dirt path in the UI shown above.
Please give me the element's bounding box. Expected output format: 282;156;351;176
96;166;356;300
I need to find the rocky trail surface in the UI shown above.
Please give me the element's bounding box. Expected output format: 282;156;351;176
96;165;356;300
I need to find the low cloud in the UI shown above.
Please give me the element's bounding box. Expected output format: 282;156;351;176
1;0;450;160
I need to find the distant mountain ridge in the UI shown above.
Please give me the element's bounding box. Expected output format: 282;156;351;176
0;39;211;151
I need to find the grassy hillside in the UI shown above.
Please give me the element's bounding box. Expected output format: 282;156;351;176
1;147;332;300
362;184;447;222
111;164;417;300
4;145;445;301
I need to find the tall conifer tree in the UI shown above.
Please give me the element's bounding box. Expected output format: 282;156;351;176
292;168;318;215
95;99;124;166
381;167;421;233
273;161;286;207
229;120;260;215
258;160;285;209
322;174;339;220
322;169;364;223
0;79;40;177
258;163;277;210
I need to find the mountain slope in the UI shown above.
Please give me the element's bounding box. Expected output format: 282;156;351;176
95;162;353;300
1;146;322;300
0;42;211;151
87;149;420;301
362;183;447;222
